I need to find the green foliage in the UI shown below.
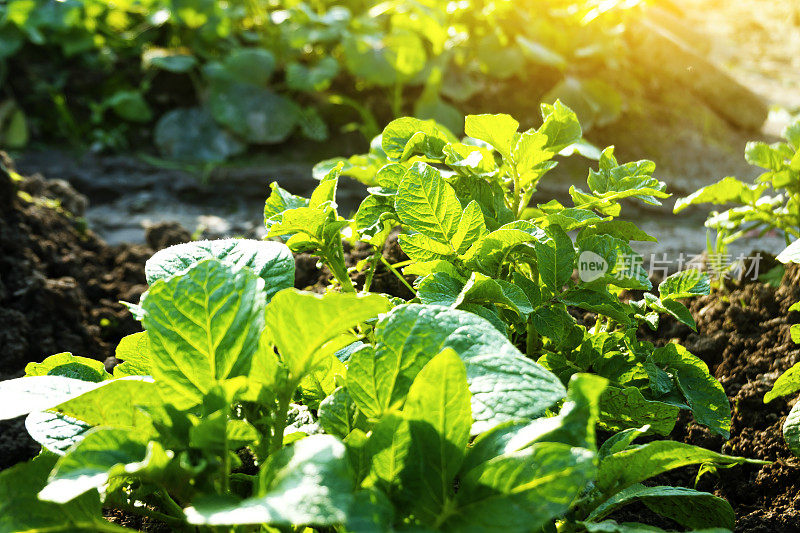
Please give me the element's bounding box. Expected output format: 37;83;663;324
307;108;724;438
0;107;759;532
0;0;641;157
676;118;800;268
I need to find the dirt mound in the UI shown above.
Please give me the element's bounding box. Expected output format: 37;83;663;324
0;155;152;468
643;265;800;532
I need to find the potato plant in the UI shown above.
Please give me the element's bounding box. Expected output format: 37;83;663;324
0;238;761;532
675;117;800;262
272;105;732;440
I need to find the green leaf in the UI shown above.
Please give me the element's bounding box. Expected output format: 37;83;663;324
457;272;533;319
143;259;266;408
395;163;461;247
674;176;764;213
266;290;391;383
560;288;632;325
538;100;583;153
287;57;339;92
536;224;576;291
658;269;710;300
597;440;757;494
318;387;363;439
461;221;546;276
765;362;800;403
209;83;297;144
464;113;519;157
185;435;354;526
650;344;731;439
451;200;489;254
39;427;147;504
354;305;565;432
24;352;110;382
106;90;153;123
366;412;412;488
222;48;276;86
402;349;472;523
579;220;657;243
445;442;595;532
398;232;455;262
154;107;245;163
462;374;606;474
587;484;734;530
783;402;800;456
145;239;294;302
381;117;455;161
52;379;160;431
599;386;679;436
25;411;92;456
777;239;800;264
0;454;113;533
0;376;119;420
416;272;464;308
598;426;650;460
264;182;309;228
645;293;697;331
113;331;152;377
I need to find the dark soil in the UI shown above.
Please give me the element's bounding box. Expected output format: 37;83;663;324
0;154;157;469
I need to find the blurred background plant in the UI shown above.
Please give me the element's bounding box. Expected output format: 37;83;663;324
0;0;645;163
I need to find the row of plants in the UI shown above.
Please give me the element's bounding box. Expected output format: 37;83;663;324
2;105;799;532
0;0;640;161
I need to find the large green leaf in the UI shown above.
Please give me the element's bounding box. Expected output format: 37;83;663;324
381;116;454;161
597;440;758;494
24;352;110;382
38;427;148;504
154;107;245;163
348;304;565;433
402;349;472;524
649;344;731;438
145;239;294;302
365;412;412;488
538;100;583;153
25;411;92;456
184;435;353;526
599;386;679;436
51;379;160;431
0;454;117;533
673;177;764;213
208;82;297;144
777;239;800;264
445;442;595;532
265;290;391;384
464;113;519;158
0;376;120;420
143;259;266;408
461;374;606;474
395;163;461;248
536;224;576;292
587;484;734;530
460;221;546;277
113;331;152;377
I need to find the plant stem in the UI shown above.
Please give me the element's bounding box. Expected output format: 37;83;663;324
525;319;540;357
324;242;355;292
111;501;190;531
363;249;381;293
271;391;291;455
380;255;415;294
